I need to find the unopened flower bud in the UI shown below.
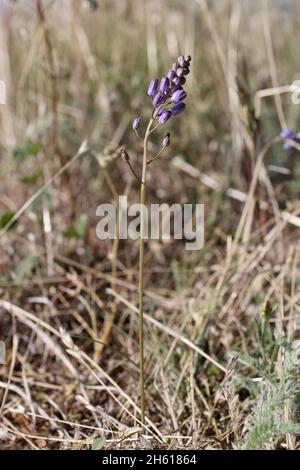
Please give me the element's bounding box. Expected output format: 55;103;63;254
132;115;142;130
176;67;190;77
167;70;176;81
172;76;186;88
153;91;166;108
184;54;192;62
160;77;170;93
147;79;159;97
158;110;172;124
163;133;170;147
171;89;187;103
171;102;185;116
120;148;130;161
177;55;185;67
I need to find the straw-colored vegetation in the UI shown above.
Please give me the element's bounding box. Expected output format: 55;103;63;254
0;0;300;450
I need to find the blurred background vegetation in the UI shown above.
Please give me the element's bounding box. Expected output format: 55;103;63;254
0;0;300;450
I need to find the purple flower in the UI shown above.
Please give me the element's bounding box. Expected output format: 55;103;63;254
156;108;165;118
153;91;167;108
283;141;295;151
176;67;190;78
280;128;300;150
172;76;186;88
160;77;170;93
167;70;176;81
171;102;186;116
163;133;170;147
280;128;294;139
295;132;300;143
147;79;159;97
283;132;300;150
145;55;191;123
171;89;187;103
158;110;172;124
132;115;142;130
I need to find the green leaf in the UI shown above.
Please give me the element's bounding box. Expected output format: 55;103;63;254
12;142;43;161
0;212;17;230
64;229;80;238
75;214;87;237
64;215;88;239
21;170;43;186
91;438;106;450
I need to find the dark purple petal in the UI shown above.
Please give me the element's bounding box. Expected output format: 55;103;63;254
171;102;185;116
132;115;142;130
153;91;166;107
160;77;170;93
172;76;186;88
158;110;172;124
294;132;300;143
156;108;165;118
171;89;187;103
184;54;192;62
167;70;176;81
176;67;190;77
147;79;159;97
163;133;170;147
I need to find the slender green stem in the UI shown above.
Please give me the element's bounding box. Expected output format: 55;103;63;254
139;117;154;425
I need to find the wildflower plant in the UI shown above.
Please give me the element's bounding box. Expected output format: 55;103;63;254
280;128;300;151
122;55;191;424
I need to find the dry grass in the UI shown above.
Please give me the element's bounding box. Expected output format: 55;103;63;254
0;0;300;450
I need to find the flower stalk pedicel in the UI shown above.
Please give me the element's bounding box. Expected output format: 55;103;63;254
125;55;191;424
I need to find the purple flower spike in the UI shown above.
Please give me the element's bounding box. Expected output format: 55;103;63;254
163;133;170;147
153;91;166;108
146;55;191;123
171;89;187;103
148;79;159;97
132;115;142;130
171;102;185;116
158;110;172;124
160;77;170;93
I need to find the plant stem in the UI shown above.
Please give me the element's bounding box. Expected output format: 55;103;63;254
139;117;154;425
